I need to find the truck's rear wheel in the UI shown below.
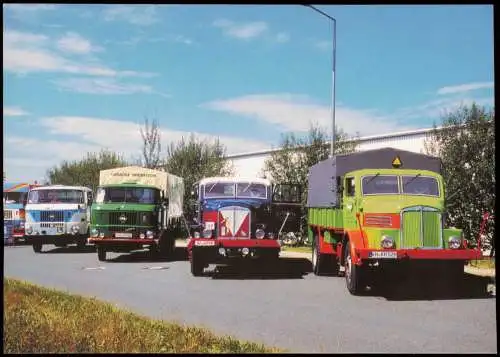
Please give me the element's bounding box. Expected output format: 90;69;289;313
32;243;42;253
191;252;204;276
77;237;86;250
345;242;364;295
97;246;107;261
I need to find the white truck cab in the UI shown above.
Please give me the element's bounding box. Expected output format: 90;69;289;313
24;185;93;253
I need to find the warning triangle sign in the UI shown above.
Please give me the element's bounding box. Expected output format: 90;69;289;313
392;156;402;168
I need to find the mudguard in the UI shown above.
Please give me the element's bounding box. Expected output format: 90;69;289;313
344;230;366;265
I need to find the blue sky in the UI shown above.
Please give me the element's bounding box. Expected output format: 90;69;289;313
3;4;494;182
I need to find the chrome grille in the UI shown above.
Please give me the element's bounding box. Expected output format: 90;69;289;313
109;212;138;225
400;206;442;249
40;211;64;222
41;223;65;228
4;210;13;220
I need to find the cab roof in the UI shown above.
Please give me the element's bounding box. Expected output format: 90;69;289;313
30;185;92;192
198;176;271;186
99;183;159;189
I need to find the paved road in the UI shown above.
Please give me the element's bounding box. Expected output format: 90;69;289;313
3;244;497;353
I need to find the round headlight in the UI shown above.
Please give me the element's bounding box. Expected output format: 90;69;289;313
99;232;105;238
203;229;213;238
448;236;461;249
218;247;226;255
26;226;33;234
242;247;250;255
146;230;154;239
71;225;79;232
140;233;145;239
255;229;265;239
91;228;99;237
381;235;395;249
267;232;275;239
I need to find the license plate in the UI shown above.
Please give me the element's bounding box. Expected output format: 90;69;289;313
115;232;133;238
195;240;215;247
204;221;215;230
368;251;397;259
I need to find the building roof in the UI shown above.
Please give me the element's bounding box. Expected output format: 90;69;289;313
226;125;444;159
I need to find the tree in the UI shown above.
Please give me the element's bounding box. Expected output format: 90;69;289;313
47;150;128;192
424;103;495;256
263;123;358;235
164;134;233;218
139;116;163;169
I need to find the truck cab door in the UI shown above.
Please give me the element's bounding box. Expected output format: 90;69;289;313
342;176;358;229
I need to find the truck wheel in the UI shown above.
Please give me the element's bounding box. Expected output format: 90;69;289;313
191;252;204;277
445;261;464;290
312;234;339;276
33;243;42;253
97;246;107;261
77;237;86;250
345;242;364;295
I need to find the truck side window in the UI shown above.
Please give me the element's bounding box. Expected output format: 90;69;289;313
87;191;93;205
346;177;355;197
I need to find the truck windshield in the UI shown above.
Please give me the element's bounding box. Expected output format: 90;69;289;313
236;183;267;199
205;182;235;198
402;176;439;196
95;187;159;204
28;190;84;204
362;175;399;195
3;192;26;204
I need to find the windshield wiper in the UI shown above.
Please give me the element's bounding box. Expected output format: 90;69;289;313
207;181;219;193
403;173;421;188
365;172;380;185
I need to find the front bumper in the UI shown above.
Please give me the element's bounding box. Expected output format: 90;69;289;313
25;234;83;245
190;238;280;261
88;237;157;245
356;248;482;261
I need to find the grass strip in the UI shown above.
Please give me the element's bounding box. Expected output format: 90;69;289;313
3;278;283;354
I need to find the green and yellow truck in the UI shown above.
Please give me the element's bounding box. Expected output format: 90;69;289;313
88;166;184;262
307;148;483;295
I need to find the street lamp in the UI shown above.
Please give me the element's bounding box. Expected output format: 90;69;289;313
303;4;337;157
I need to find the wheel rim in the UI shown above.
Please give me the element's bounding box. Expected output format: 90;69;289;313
346;251;352;286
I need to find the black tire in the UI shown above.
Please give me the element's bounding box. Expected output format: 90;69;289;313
32;243;42;253
345;241;364;295
77;237;86;250
190;252;204;277
54;243;67;248
97;246;107;261
445;260;464;290
312;234;339;276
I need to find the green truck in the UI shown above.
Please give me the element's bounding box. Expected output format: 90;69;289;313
307;148;483;295
88;166;184;262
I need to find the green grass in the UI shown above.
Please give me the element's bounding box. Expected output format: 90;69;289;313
3;278;284;354
281;246;313;254
469;258;495;270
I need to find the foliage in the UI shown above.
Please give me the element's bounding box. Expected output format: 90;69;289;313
424;103;495;254
46;150;128;192
3;278;282;354
139;116;163;169
263;123;358;235
164;134;233;220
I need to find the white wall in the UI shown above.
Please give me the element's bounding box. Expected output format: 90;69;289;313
226;130;434;178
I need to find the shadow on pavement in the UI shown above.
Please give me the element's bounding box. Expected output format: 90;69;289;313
367;273;495;301
42;245;97;254
207;258;313;280
106;247;188;263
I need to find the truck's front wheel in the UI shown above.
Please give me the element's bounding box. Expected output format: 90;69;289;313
190;252;204;277
97;246;107;261
345;242;364;295
32;243;42;253
77;236;86;250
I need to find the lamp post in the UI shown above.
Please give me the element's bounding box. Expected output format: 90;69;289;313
303;5;337;157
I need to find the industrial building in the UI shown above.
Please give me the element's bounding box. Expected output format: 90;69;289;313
226;126;440;178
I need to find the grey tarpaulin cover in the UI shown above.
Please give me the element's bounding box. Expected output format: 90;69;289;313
306;147;442;208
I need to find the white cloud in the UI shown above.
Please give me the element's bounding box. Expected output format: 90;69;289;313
103;5;159;26
4;106;30;117
3;4;57;12
203;94;413;136
213;19;269;40
3;29;156;78
437;82;494;95
52;77;170;97
57;32;103;54
274;32;290;43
